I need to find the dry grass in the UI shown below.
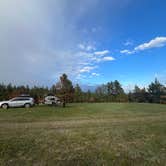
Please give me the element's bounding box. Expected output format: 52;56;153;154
0;103;166;166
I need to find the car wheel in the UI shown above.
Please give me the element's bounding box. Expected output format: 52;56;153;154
2;104;8;109
24;103;31;108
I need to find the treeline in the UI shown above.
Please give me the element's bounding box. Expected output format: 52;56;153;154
128;79;166;103
74;79;166;104
0;75;166;104
74;80;128;103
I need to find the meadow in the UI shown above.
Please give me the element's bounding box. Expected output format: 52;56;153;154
0;103;166;166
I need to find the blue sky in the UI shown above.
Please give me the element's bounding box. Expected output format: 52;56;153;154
0;0;166;90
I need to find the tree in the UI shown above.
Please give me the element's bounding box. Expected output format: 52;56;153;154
94;81;126;102
131;85;148;103
148;78;165;103
56;74;74;107
95;85;107;102
74;84;82;102
50;85;57;94
0;84;7;100
114;80;124;95
107;82;114;101
86;90;92;102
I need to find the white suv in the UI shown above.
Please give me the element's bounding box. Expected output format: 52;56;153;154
0;97;34;109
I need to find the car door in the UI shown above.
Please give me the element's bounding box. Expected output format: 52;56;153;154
9;98;20;107
16;98;25;107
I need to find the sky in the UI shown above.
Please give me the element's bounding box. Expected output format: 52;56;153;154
0;0;166;91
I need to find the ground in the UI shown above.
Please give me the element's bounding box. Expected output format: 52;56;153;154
0;103;166;166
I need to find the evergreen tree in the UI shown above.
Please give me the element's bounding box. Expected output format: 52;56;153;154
148;78;165;103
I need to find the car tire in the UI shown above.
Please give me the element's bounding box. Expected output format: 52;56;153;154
1;104;8;109
24;103;31;108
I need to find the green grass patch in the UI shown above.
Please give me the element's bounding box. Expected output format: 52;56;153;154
0;103;166;165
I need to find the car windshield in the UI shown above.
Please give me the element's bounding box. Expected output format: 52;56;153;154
10;98;17;101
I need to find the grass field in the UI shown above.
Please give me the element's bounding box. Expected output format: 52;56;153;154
0;103;166;166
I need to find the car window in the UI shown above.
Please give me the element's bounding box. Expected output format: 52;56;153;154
19;98;30;101
10;98;19;101
11;98;30;101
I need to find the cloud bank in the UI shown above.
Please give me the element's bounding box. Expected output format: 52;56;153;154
0;0;116;86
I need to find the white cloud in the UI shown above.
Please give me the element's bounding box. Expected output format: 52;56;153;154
84;51;115;63
120;49;134;54
134;37;166;51
78;43;96;51
78;44;85;50
94;50;110;56
86;45;96;51
91;72;100;76
121;37;166;54
124;41;133;46
79;66;97;73
102;56;115;61
123;39;133;46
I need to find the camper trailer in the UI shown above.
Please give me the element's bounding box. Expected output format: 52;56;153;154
44;95;61;105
